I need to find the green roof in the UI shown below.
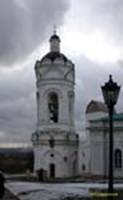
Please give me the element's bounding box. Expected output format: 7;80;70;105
91;113;123;122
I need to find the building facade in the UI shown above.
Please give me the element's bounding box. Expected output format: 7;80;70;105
86;100;123;178
31;32;79;179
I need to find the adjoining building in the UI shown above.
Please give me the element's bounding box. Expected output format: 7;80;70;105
86;100;123;178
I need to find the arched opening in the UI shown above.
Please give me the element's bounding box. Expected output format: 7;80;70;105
72;160;77;176
37;168;43;181
82;164;86;171
48;92;58;123
114;149;122;169
49;137;55;148
49;163;55;178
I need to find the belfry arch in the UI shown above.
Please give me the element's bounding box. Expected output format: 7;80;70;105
48;92;59;123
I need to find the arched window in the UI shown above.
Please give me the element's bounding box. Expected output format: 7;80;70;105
114;149;122;169
48;92;58;123
82;164;86;171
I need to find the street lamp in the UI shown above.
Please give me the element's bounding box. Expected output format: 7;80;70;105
101;75;120;198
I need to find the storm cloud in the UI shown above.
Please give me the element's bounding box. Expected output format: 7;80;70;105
74;55;123;136
0;0;68;66
0;0;69;146
0;65;36;145
72;0;123;43
0;0;123;146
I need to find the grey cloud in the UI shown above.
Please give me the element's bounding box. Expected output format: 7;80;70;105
74;55;123;135
74;0;123;46
0;65;36;145
0;0;69;145
0;55;123;145
0;0;69;66
0;67;35;101
1;0;123;145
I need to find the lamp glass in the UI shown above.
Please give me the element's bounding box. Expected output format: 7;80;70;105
101;75;120;107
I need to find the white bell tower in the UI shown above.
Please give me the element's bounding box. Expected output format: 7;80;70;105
32;31;79;179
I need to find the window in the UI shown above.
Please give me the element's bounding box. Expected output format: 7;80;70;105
114;149;122;169
49;137;55;148
48;92;58;123
82;152;85;157
82;164;86;171
64;156;68;162
36;91;39;99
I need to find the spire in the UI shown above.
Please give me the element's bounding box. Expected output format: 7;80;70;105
49;27;60;52
53;25;57;35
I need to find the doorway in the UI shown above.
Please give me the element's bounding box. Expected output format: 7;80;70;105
49;163;55;178
73;160;77;176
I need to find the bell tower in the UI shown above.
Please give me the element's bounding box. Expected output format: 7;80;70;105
32;31;79;179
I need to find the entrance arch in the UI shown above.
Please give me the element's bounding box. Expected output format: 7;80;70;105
73;160;77;176
49;163;55;178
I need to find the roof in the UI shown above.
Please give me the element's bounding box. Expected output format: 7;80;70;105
50;34;60;42
41;52;68;62
86;100;108;114
90;113;123;123
103;113;123;122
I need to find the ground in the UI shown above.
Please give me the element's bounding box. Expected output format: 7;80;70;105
3;189;19;200
4;181;123;200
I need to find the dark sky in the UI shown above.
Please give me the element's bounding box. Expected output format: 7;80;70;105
0;0;123;146
0;0;69;66
0;0;69;146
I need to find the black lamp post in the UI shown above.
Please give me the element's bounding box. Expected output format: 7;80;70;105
101;75;120;199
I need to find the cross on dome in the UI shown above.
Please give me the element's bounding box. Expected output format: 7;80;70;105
49;26;60;52
53;25;57;35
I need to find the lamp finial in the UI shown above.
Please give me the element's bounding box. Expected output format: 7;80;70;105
109;74;113;82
